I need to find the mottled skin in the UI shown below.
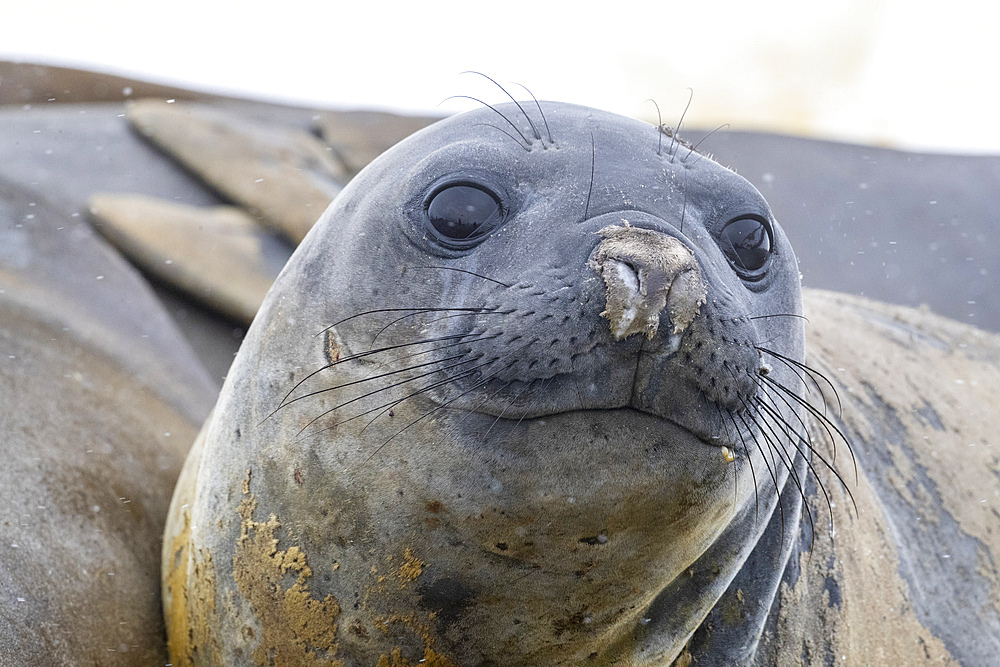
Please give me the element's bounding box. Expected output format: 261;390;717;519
164;102;812;665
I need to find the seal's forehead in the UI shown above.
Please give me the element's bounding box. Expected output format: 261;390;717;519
422;101;739;182
436;101;653;146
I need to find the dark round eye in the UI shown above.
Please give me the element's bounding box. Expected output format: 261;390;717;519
426;184;502;247
720;216;773;273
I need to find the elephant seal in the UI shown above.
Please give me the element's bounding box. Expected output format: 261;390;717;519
0;178;217;663
163;100;816;665
162;100;1000;666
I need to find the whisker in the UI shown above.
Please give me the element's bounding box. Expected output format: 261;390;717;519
460;71;542;141
361;361;512;435
757;346;843;415
584;132;595;220
684;123;730;163
264;331;484;422
719;405;759;521
389;331;503;366
736;410;785;543
680;193;687;235
512;377;553;428
294;354;488;436
481;380;535;441
512;83;553;144
755;396;835;534
754;376;858;516
302;357;502;441
443;95;531;146
411;266;512;288
713;402;740;508
748;399;816;550
749;313;809;323
280;353;468;413
669;88;694;162
646;99;664;156
315;307;490;337
761;374;859;491
360;359;521;464
474;122;531;152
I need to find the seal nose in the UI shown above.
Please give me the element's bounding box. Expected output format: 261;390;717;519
589;224;707;341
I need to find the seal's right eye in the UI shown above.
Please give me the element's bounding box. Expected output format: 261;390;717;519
425;184;502;248
719;215;773;276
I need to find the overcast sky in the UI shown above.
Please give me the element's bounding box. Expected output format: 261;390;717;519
2;0;997;153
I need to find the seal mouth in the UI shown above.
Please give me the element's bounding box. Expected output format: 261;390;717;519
457;403;740;454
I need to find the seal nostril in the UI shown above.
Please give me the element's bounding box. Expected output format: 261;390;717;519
614;260;641;296
591;224;707;341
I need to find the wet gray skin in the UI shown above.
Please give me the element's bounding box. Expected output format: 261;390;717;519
163;101;813;666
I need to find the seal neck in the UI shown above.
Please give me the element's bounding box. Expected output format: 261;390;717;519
681;449;808;663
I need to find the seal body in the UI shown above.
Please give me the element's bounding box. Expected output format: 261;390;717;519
0;180;216;663
163;101;816;665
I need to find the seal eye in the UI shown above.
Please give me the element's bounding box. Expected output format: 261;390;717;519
720;216;773;274
426;184;502;247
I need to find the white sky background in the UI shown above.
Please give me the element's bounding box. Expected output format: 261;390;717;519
1;0;997;153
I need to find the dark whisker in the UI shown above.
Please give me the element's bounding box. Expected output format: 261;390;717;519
761;374;859;491
754;375;858;515
295;355;488;436
753;390;830;539
584;132;595;220
513;83;553;144
755;397;836;537
737;410;785;543
669;88;694;162
267;331;484;421
756;346;819;397
747;399;816;550
473;123;531;152
757;346;843;414
646;99;664;156
302;356;503;441
360;359;521;464
714;402;741;507
719;404;759;521
461;71;542;141
684;123;730;163
749;313;809;322
389;331;504;366
443;95;531;146
750;366;816;444
411;265;512;288
316;307;490;337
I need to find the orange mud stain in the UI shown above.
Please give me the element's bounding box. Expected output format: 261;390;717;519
234;474;343;666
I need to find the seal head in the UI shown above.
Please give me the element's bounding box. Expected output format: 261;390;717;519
164;101;808;665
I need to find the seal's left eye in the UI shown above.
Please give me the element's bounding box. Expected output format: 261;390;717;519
426;184;502;247
720;216;772;274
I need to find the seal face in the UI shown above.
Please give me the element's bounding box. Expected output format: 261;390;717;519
164;101;812;665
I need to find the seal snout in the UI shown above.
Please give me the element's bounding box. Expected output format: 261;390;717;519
590;224;707;341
